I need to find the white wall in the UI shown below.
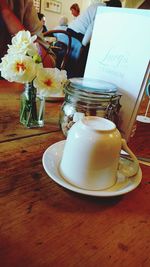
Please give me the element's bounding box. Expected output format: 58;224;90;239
123;0;145;7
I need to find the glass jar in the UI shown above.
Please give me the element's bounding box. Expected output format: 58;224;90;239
20;82;45;128
60;78;121;136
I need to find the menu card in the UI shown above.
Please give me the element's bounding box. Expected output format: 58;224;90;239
84;7;150;141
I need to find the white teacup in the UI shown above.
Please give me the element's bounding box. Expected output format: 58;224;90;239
59;116;139;191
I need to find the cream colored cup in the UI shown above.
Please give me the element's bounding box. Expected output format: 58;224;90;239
59;116;139;191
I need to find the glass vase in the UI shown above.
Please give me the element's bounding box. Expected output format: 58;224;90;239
20;82;45;128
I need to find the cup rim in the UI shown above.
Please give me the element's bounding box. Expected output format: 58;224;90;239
80;116;116;132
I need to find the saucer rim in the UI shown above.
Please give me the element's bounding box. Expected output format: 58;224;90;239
136;115;150;124
42;140;142;197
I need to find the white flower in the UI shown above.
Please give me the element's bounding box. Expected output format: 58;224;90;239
33;67;67;97
0;54;37;83
7;30;38;57
0;54;9;78
55;69;67;86
0;29;68;97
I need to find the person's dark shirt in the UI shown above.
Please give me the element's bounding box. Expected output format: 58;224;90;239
42;24;48;33
105;0;122;7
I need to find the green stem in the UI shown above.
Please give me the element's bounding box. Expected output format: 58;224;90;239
20;83;44;128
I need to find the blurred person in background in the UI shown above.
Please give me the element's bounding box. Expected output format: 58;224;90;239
67;2;106;47
37;12;48;33
54;16;68;31
53;16;69;43
0;0;55;67
70;3;80;18
67;0;122;47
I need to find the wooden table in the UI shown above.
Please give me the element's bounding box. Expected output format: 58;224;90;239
0;81;150;267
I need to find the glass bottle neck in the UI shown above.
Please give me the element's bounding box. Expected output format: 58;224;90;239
24;82;36;93
24;82;33;91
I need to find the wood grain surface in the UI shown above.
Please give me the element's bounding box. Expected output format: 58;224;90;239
0;81;150;267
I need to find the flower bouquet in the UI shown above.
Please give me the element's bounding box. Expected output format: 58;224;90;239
0;30;67;127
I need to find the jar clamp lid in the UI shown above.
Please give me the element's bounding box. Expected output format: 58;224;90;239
69;77;117;94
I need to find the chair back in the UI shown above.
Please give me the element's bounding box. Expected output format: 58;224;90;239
44;30;72;70
44;30;89;78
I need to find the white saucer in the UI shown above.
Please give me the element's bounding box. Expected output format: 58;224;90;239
42;141;142;197
136;115;150;123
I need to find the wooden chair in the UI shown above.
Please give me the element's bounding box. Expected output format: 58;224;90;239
44;30;89;78
43;30;72;70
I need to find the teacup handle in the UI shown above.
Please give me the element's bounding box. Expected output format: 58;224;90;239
118;138;139;178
